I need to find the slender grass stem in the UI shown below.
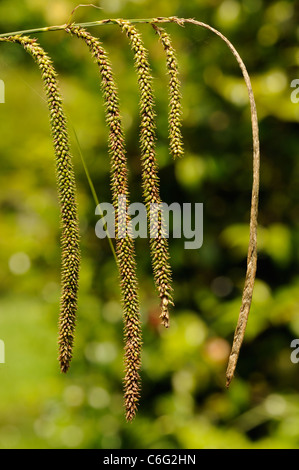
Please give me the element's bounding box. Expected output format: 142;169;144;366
69;121;118;265
0;19;159;38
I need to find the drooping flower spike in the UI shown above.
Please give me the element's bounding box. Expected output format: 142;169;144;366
151;23;184;160
0;35;81;373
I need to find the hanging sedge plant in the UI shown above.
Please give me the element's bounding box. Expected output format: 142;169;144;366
0;15;260;419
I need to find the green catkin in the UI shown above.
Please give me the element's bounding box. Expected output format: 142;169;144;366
152;24;184;160
117;20;174;328
65;24;142;421
0;35;80;373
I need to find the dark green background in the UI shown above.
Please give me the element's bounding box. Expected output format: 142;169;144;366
0;0;299;449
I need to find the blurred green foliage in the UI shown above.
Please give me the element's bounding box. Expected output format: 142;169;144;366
0;0;299;449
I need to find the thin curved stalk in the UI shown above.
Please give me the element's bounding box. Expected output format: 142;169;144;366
170;17;260;387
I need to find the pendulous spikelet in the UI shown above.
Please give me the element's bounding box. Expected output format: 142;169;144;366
0;35;81;373
152;24;184;160
65;24;142;421
117;20;174;329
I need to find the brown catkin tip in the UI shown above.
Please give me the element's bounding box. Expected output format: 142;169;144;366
117;20;174;328
65;24;142;421
172;17;259;386
152;24;184;160
0;35;81;373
